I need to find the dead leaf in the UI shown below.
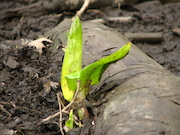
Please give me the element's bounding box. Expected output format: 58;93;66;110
28;38;53;54
44;81;59;93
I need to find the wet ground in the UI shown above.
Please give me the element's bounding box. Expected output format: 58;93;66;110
0;0;180;134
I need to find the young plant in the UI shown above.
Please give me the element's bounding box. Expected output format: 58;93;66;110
65;109;74;131
61;16;131;129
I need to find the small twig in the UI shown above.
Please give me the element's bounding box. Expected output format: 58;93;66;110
89;16;134;23
59;95;65;109
38;80;81;125
73;114;83;127
124;32;163;43
173;28;180;36
57;92;64;135
45;73;53;79
86;9;107;17
118;2;121;11
0;101;42;114
0;104;12;123
107;17;134;23
72;0;91;20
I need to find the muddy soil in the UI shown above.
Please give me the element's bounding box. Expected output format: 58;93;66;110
0;0;180;134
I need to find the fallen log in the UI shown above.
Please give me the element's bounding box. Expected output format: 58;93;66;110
45;19;180;135
0;0;139;20
159;0;180;4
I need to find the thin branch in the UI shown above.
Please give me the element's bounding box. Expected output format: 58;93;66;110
124;32;163;43
59;92;65;108
0;104;11;123
86;9;107;17
89;16;134;23
0;101;42;114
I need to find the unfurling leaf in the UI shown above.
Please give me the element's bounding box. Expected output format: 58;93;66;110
66;42;131;98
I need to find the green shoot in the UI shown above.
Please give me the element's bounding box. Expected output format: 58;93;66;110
60;16;131;131
65;109;74;130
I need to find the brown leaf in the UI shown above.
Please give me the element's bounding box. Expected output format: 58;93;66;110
28;38;53;54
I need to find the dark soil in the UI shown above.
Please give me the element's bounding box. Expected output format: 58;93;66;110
0;0;180;134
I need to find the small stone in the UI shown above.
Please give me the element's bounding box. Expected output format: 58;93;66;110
4;56;19;69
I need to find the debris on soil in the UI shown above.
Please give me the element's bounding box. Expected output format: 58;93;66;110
124;32;163;43
28;37;53;54
3;56;19;69
173;28;180;36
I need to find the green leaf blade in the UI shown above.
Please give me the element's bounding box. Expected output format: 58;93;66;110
61;16;83;101
90;64;109;85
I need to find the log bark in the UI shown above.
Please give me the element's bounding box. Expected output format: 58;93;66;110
45;19;180;135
